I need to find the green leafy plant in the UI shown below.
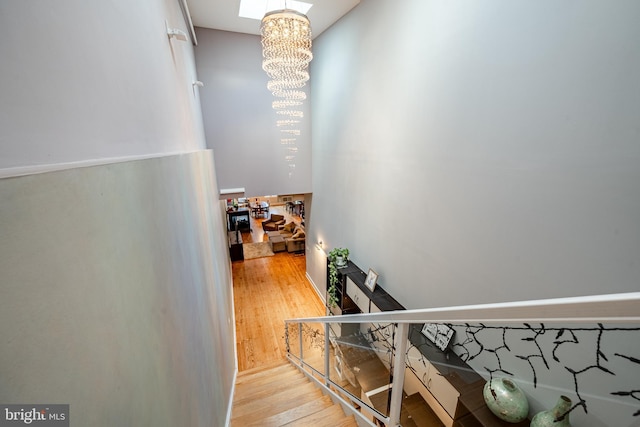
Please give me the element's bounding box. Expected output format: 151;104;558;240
327;248;349;308
328;248;349;265
328;263;339;308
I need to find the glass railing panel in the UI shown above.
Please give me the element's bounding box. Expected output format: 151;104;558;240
401;322;469;426
287;293;638;426
400;365;440;427
326;321;396;422
399;320;640;427
298;321;327;378
285;322;301;362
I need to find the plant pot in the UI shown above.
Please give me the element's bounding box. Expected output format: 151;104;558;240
335;256;346;267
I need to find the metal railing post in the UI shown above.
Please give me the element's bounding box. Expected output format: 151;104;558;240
298;322;303;366
388;322;409;427
324;323;330;386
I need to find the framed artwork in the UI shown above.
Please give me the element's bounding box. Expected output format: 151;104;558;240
364;268;378;291
421;323;455;351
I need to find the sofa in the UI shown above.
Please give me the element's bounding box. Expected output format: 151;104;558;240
278;221;306;253
262;214;285;232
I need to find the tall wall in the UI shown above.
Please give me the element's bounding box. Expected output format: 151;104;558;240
194;28;312;197
308;2;640;424
0;0;205;170
0;1;235;425
308;0;640;308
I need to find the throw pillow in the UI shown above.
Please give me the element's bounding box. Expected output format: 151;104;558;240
292;230;305;239
283;222;296;232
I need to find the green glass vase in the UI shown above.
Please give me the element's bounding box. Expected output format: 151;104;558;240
531;395;572;427
482;377;529;423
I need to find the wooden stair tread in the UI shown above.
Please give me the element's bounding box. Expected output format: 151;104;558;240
231;362;356;427
237;366;302;384
235;369;305;397
282;404;349;426
232;381;321;420
236;362;293;382
259;395;333;426
331;416;359;427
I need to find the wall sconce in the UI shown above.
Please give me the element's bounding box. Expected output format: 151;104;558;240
316;240;323;251
166;21;189;42
192;81;204;88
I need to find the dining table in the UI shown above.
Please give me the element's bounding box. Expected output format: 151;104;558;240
250;201;270;218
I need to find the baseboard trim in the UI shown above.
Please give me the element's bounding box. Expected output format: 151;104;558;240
306;272;326;305
227;272;238;427
226;368;238;427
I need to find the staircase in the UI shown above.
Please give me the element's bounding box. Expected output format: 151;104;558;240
231;361;359;427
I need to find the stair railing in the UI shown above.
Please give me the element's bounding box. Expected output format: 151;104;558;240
284;292;640;427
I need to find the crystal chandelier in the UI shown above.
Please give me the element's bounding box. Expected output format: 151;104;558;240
261;8;312;175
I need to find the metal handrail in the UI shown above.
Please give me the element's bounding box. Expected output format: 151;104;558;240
284;292;640;427
285;291;640;324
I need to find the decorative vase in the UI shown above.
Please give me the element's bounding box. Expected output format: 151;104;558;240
335;256;346;267
531;395;572;427
482;377;529;423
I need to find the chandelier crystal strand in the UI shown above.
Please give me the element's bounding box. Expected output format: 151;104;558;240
261;9;312;175
272;99;303;109
276;119;300;127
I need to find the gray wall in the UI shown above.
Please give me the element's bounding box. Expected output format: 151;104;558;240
308;2;640;424
0;152;235;426
0;0;205;169
0;1;236;425
308;0;640;307
194;28;312;197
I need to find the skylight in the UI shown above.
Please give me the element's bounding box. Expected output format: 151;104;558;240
238;0;313;20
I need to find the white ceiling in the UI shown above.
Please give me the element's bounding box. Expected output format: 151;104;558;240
185;0;360;39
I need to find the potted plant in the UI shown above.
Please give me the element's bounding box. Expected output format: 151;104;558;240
328;247;349;268
327;248;350;308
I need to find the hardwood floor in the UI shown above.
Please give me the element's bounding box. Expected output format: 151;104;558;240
230;206;443;426
232;204;325;372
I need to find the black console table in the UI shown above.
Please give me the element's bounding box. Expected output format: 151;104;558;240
326;260;404;316
325;258;514;427
326;259;445;426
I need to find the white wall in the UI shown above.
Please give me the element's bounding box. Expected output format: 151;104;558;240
0;152;236;426
0;2;236;425
0;0;206;169
194;28;312;197
308;0;640;308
